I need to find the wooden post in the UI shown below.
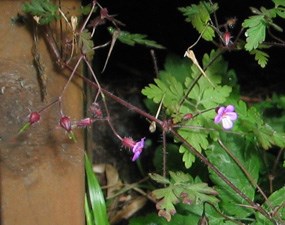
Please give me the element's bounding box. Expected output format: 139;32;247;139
0;1;85;224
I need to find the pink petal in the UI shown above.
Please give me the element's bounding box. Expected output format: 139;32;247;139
214;114;222;124
217;106;226;115
132;150;141;161
225;105;235;112
132;138;145;153
131;138;145;161
226;112;238;121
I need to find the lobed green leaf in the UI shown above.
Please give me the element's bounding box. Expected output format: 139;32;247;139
108;27;165;49
243;16;266;51
22;0;59;24
250;49;269;68
151;171;218;221
235;101;285;149
178;2;218;41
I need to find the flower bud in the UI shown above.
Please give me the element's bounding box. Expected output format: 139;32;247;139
183;113;193;120
29;112;41;125
59;116;72;132
89;102;103;118
76;117;94;128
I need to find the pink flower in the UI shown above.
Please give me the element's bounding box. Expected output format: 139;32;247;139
122;137;146;161
214;105;238;130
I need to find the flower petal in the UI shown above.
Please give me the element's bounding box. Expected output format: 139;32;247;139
225;105;235;112
214;114;222;124
222;117;233;129
217;106;226;115
131;137;145;161
132;138;145;154
132;150;142;161
226;112;238;121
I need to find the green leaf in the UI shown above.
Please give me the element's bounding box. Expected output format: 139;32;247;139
85;154;110;225
22;0;59;24
151;171;218;221
250;49;269;68
255;124;285;150
179;2;218;41
153;186;179;221
149;173;171;185
199;85;232;108
273;0;285;7
201;50;228;85
108;27;165;49
205;135;261;218
129;213;169;225
173;51;232;169
178;127;209;168
142;68;185;114
255;186;285;225
169;171;193;183
243;15;266;51
235;101;285;149
276;7;285;18
162;55;193;84
143;52;234;168
85;194;94;225
131;203;243;225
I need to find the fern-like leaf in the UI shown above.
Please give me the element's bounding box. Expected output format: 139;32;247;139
250;49;269;68
22;0;59;24
108;27;165;49
179;2;218;41
243;15;266;51
150;171;218;221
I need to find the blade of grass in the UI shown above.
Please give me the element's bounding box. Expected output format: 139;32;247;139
84;194;94;225
85;153;110;225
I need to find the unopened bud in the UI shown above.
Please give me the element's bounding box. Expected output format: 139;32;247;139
76;117;94;128
183;113;193;120
60;116;72;132
89;102;103;118
29;112;41;125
